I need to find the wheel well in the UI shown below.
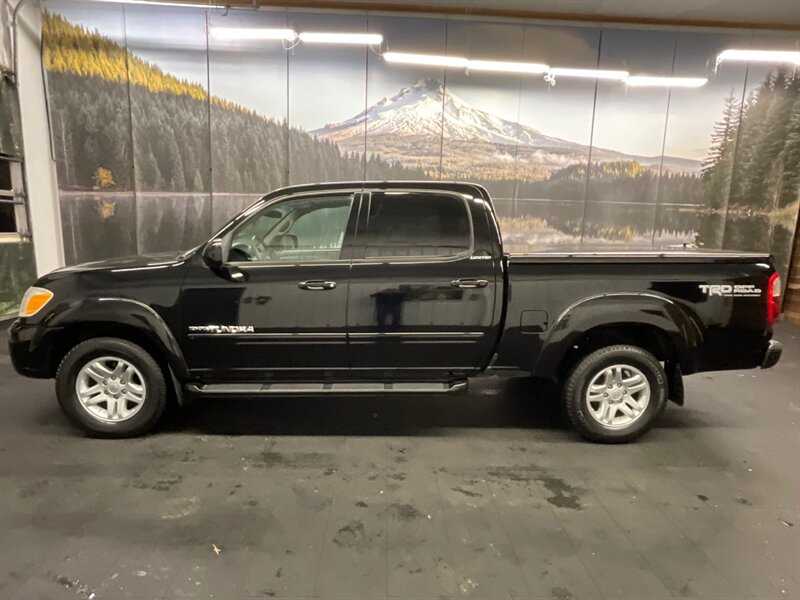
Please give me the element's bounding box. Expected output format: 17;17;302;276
557;323;678;380
48;322;170;380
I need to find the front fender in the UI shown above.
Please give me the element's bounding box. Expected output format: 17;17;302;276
531;293;703;378
45;297;189;380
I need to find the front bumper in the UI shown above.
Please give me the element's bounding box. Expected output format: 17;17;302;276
7;320;60;378
761;339;782;369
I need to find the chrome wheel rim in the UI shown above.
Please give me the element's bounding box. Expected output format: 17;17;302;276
586;364;650;429
75;356;146;423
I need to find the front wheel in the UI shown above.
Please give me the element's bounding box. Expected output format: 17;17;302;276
563;345;667;443
56;337;167;438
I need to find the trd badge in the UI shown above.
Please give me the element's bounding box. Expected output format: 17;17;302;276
698;284;761;298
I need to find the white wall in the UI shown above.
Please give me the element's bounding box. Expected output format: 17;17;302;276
1;1;12;70
11;0;64;275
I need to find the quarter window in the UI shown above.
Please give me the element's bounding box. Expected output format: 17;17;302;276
228;194;354;263
364;192;471;259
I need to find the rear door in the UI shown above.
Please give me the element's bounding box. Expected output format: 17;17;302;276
346;189;498;379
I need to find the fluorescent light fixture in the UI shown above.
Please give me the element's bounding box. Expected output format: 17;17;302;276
383;52;468;68
467;59;549;74
383;53;547;73
210;27;296;41
718;49;800;65
548;67;629;80
298;32;383;45
625;75;708;88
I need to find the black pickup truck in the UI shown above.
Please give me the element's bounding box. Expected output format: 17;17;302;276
8;181;783;442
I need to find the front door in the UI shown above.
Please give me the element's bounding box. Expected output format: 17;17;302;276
346;189;497;380
180;190;360;381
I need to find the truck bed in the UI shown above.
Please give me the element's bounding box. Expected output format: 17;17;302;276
496;246;774;376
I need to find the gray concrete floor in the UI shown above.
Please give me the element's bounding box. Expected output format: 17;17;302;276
1;323;798;600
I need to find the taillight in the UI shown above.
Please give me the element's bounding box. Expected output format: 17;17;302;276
767;272;781;326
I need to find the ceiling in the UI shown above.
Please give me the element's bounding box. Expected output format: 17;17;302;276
222;0;800;29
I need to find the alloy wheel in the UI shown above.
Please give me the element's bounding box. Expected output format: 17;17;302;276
75;356;147;423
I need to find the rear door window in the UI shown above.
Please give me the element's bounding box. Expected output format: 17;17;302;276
363;192;471;259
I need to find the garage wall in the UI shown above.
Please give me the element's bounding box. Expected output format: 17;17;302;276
42;2;800;279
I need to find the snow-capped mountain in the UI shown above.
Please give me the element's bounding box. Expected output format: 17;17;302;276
311;78;699;177
315;78;579;148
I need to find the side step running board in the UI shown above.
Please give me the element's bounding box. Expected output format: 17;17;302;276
186;381;468;395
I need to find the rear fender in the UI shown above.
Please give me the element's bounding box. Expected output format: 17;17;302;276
532;293;703;379
46;297;189;380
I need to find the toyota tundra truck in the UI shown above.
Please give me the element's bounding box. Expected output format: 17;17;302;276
8;181;783;442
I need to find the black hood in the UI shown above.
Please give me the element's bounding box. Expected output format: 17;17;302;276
35;249;199;287
52;249;195;273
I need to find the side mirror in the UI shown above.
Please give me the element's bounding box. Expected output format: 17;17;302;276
203;239;225;269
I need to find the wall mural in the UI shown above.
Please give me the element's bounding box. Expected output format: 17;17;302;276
42;2;800;279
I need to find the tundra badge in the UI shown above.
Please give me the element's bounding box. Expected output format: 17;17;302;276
188;325;255;333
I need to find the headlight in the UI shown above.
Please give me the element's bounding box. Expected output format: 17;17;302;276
19;287;54;318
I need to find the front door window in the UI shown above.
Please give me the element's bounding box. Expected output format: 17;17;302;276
229;194;354;263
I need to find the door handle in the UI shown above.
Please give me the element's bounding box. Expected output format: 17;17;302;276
298;280;337;291
451;278;488;289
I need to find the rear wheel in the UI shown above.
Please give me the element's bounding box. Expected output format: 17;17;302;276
56;337;167;438
563;344;667;443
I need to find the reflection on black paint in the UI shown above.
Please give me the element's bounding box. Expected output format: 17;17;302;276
242;295;272;306
371;284;467;330
372;289;403;329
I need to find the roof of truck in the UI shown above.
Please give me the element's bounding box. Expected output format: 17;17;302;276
262;181;491;199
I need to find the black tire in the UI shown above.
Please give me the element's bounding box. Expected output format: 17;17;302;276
55;337;167;438
563;344;667;443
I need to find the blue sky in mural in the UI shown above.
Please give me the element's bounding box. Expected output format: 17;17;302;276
287;12;367;132
663;30;752;161
208;9;288;121
120;5;209;80
516;24;600;148
590;28;675;158
366;15;446;108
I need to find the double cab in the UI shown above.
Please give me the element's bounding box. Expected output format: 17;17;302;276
8;181;783;442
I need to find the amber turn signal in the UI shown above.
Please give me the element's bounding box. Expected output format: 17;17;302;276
19;287;54;318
